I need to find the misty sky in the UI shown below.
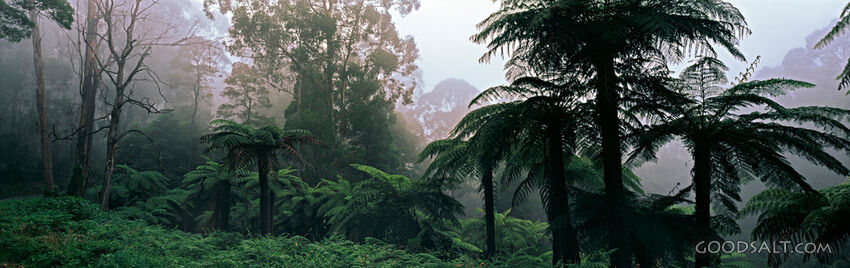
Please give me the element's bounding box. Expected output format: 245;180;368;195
394;0;848;92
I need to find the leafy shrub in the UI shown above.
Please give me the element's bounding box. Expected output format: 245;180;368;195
0;197;546;267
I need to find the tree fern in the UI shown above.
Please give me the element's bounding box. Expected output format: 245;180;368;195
742;180;850;266
628;57;850;266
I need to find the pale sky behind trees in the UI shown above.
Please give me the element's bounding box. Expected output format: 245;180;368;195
393;0;847;92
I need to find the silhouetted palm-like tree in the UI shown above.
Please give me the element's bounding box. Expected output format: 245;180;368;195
474;1;749;266
628;57;850;266
418;136;502;258
741;180;850;266
328;164;464;252
424;74;598;264
183;159;253;232
816;2;850;90
200;119;321;234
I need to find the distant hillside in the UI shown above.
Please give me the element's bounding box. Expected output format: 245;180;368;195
402;79;480;141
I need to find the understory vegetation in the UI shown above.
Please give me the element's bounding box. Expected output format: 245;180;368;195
2;0;850;267
0;197;555;267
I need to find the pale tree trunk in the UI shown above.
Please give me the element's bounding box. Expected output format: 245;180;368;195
189;72;201;163
97;0;173;209
67;0;100;197
100;71;124;211
29;10;56;196
99;0;142;210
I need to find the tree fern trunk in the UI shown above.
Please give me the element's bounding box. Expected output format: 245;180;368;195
217;181;231;232
258;157;272;234
693;140;713;267
595;57;631;267
547;117;580;265
482;162;496;258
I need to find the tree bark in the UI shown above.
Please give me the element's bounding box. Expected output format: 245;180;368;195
693;140;713;268
547;117;580;265
481;162;496;258
67;0;100;197
258;156;272;234
217;181;231;232
595;57;631;267
100;88;124;211
29;10;56;197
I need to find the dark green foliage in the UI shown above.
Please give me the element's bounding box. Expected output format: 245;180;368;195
0;197;548;267
89;165;170;209
742;180;850;266
474;1;750;266
0;0;73;42
201;119;321;234
328;164;466;254
117;113;200;177
225;0;423;183
182;159;253;232
458;209;550;257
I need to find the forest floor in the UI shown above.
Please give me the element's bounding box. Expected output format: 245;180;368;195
0;197;520;267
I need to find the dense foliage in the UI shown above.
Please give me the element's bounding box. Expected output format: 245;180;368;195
2;0;850;267
0;197;526;267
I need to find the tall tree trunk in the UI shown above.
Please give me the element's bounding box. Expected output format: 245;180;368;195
547;117;580;265
100;93;123;211
258;157;272;234
67;0;100;197
191;71;201;130
481;162;496;258
189;78;200;165
29;10;56;197
595;57;631;267
693;140;713;268
100;49;128;211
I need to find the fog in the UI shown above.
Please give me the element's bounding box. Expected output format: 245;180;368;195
2;1;850;266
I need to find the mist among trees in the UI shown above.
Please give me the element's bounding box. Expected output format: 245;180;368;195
1;0;850;267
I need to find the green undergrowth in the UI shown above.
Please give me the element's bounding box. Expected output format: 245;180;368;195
0;197;548;267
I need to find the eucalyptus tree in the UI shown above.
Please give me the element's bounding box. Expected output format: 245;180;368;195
217;62;273;126
0;0;73;196
628;57;850;267
817;1;850;90
0;0;73;41
200;120;321;234
67;0;101;197
205;0;422;181
473;1;749;266
95;0;192;211
169;36;222;131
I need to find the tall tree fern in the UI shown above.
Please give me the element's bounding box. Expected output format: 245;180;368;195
201;120;321;234
474;1;749;266
629;57;850;266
